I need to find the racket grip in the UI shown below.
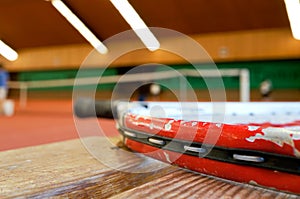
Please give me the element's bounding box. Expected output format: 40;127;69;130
74;98;118;119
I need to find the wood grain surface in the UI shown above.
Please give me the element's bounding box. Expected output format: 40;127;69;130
0;136;299;198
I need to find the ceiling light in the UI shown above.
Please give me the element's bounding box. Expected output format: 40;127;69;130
0;40;18;61
110;0;160;51
284;0;300;40
51;0;108;54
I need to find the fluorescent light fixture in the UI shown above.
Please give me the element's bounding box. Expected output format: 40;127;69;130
110;0;160;51
0;40;18;61
284;0;300;40
51;0;108;54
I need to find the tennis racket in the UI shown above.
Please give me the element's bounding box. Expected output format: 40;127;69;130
74;98;300;194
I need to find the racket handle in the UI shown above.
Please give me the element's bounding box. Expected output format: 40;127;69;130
74;98;118;119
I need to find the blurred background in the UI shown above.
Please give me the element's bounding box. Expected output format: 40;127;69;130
1;0;300;102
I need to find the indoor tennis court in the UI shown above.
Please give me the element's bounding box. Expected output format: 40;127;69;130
0;0;300;198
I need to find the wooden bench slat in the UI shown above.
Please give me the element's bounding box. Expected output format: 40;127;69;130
0;136;299;198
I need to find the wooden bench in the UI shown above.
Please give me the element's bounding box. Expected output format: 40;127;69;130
0;136;298;198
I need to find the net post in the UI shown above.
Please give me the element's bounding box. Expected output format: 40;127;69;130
240;69;250;102
20;82;27;108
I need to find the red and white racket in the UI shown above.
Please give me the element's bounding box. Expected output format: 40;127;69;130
74;99;300;194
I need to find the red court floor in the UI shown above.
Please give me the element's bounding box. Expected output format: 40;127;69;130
0;99;119;151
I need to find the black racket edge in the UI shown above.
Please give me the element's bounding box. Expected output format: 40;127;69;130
73;98;118;119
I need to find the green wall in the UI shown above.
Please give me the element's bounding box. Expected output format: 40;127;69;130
217;60;300;89
16;59;300;90
17;68;117;90
167;59;300;89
